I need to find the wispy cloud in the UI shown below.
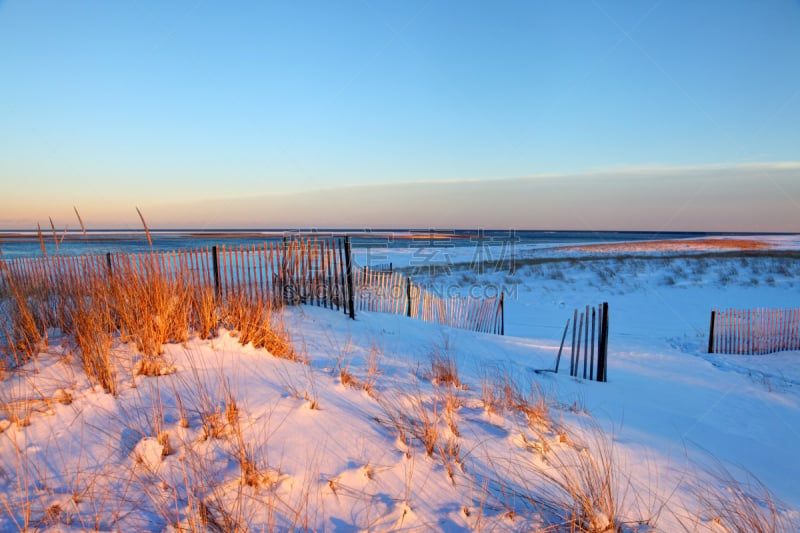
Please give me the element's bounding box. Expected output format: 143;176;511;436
138;161;800;232
296;161;800;193
2;162;798;232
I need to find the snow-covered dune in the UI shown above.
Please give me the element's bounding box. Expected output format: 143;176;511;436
1;237;799;531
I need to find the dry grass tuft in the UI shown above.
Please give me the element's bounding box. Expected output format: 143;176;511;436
533;422;628;532
410;393;440;458
68;275;117;395
178;355;233;441
223;294;295;360
683;460;795;533
481;366;553;431
339;364;357;388
0;398;32;429
429;343;462;388
0;277;48;366
157;431;171;457
336;342;382;398
377;390;464;483
476;419;635;532
109;267;189;374
190;285;218;340
437;381;463;438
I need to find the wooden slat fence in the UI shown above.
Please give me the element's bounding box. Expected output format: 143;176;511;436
353;267;407;315
709;308;800;355
215;239;347;309
353;266;504;335
0;238;505;334
369;262;393;273
0;253;110;294
0;238;349;312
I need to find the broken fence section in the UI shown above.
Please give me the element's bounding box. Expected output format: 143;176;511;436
352;266;504;335
550;302;609;382
708;308;800;355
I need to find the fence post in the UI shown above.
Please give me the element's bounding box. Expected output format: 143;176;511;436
105;252;113;277
554;319;570;373
597;302;609;382
708;310;716;354
570;309;578;377
344;236;355;320
500;292;505;335
212;245;221;300
337;239;346;315
583;304;589;379
282;237;288;306
596;304;603;381
590;307;596;380
406;277;412;317
575;312;584;378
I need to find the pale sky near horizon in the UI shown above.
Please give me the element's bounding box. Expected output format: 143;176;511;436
1;1;799;231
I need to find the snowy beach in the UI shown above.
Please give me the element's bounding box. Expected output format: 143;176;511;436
1;234;799;531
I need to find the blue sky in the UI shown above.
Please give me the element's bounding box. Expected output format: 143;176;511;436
1;1;799;231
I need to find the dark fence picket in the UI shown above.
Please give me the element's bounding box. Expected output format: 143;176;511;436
725;310;730;354
570;309;578;377
227;245;235;299
240;245;249;300
320;240;328;309
234;246;243;299
767;309;774;354
795;309;800;350
738;309;744;354
590;307;596;380
575;312;584;378
597;302;609;382
786;310;792;351
222;245;237;298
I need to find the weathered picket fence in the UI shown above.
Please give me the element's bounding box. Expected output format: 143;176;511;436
0;237;352;312
369;262;393;273
352;266;504;335
708;308;800;355
0;236;505;335
546;302;609;382
212;238;351;311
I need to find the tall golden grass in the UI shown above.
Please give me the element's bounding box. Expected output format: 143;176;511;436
0;255;293;392
0;268;49;367
222;293;295;361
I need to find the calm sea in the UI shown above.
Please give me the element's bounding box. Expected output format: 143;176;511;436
0;228;745;260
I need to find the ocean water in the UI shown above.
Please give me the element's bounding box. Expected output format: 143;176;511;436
0;228;751;260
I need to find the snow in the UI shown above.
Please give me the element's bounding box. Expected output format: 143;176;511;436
1;236;799;531
131;437;167;473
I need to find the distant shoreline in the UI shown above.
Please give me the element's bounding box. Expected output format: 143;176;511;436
1;228;795;240
2;229;798;261
558;237;776;253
